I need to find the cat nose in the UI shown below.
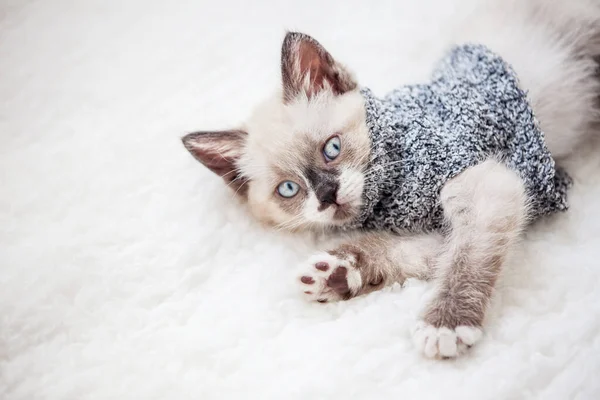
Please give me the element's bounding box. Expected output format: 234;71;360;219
316;182;339;206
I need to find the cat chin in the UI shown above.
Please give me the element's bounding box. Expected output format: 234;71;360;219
302;208;356;226
301;193;361;227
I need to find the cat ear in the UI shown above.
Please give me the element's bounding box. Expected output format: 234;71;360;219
182;130;249;196
281;32;357;102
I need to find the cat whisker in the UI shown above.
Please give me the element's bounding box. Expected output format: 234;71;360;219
218;169;239;180
275;216;308;232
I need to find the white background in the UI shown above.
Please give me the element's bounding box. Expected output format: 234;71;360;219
1;0;599;399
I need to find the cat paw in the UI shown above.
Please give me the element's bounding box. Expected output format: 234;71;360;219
412;320;483;358
297;252;362;303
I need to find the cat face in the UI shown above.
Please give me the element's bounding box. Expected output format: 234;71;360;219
183;32;370;231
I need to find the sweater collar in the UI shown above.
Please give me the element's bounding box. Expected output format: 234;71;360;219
344;87;397;229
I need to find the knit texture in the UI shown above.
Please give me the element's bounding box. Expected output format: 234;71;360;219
348;44;571;233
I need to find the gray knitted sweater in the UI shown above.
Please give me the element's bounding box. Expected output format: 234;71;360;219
349;44;571;233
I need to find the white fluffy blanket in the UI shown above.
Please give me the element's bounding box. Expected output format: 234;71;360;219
1;1;599;399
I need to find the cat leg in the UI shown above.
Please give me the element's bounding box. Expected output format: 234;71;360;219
413;159;528;358
298;231;443;303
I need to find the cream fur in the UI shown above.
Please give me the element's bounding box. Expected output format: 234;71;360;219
224;0;600;359
240;89;370;229
234;0;600;359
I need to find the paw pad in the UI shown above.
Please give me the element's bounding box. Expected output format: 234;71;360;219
297;252;362;303
326;266;349;294
315;262;329;271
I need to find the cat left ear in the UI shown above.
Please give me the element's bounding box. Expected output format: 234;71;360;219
281;32;357;102
182;130;249;196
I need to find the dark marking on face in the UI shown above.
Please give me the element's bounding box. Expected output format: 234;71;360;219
305;167;339;208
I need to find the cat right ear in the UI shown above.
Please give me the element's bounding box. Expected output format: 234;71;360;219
281;32;357;102
181;130;249;195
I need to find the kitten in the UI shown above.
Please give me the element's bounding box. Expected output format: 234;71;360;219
182;0;600;358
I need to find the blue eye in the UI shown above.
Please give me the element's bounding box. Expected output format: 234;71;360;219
277;181;300;198
323;135;341;161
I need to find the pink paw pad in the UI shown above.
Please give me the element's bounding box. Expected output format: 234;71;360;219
315;262;329;271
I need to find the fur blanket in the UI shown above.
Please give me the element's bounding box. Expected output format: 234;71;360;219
1;0;599;399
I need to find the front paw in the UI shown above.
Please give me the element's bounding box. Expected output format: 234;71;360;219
412;301;483;358
297;252;362;303
412;321;482;359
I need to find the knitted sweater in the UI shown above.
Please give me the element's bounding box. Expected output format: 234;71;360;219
348;44;571;233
